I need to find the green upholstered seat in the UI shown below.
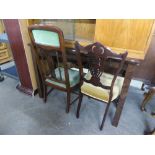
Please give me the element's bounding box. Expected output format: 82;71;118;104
32;30;60;47
45;67;80;88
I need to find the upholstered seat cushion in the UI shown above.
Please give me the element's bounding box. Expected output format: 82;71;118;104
45;67;80;88
32;30;60;47
81;72;124;102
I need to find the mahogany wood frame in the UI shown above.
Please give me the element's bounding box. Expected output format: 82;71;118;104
28;24;81;113
30;46;139;127
28;26;139;127
3;19;33;95
75;42;128;130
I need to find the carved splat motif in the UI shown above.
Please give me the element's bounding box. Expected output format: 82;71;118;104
75;42;128;90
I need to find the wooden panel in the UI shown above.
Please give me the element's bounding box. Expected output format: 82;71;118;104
0;20;7;50
0;49;9;60
95;19;155;59
134;29;155;83
28;19;96;42
32;19;75;40
75;19;96;41
0;19;12;63
19;19;38;90
27;19;40;25
3;19;33;91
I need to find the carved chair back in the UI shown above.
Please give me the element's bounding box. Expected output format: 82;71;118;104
75;41;128;102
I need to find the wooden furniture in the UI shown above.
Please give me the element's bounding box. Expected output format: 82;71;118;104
28;19;96;47
75;41;128;130
140;86;155;134
0;20;12;64
141;87;155;111
144;128;155;135
3;20;34;95
28;19;155;127
140;87;155;135
95;19;154;60
28;25;81;113
29;19;154;59
133;28;155;85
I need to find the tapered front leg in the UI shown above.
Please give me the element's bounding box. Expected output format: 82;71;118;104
76;93;83;118
66;91;71;113
100;103;111;130
112;63;136;127
43;84;47;103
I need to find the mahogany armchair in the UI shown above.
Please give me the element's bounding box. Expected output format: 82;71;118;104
75;41;128;130
28;25;81;113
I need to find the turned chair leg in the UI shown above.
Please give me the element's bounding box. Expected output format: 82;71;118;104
66;91;71;113
43;84;47;103
141;88;155;111
100;103;111;130
76;93;83;118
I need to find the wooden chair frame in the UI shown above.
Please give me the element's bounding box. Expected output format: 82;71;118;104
75;41;128;130
28;25;81;113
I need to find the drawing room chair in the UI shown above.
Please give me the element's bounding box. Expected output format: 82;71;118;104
75;42;128;130
28;25;81;113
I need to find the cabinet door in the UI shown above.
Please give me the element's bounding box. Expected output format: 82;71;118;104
95;19;155;59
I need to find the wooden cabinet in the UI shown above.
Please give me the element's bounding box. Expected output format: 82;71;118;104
28;19;96;47
0;41;11;64
95;19;155;60
0;20;12;64
28;19;155;60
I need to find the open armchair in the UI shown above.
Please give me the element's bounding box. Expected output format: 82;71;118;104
75;41;128;130
28;25;81;113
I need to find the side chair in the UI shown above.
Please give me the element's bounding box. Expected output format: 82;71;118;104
28;24;81;113
75;41;128;130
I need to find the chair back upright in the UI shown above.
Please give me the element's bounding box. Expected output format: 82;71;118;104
28;24;70;89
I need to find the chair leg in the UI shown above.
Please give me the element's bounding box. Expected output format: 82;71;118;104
140;89;155;111
43;84;47;103
100;103;111;130
66;91;71;113
144;128;155;135
76;93;83;118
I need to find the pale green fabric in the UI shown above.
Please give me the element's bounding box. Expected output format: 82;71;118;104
32;30;60;47
81;72;124;102
45;67;80;88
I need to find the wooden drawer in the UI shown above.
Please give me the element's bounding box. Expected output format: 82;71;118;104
0;49;9;60
0;43;7;50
